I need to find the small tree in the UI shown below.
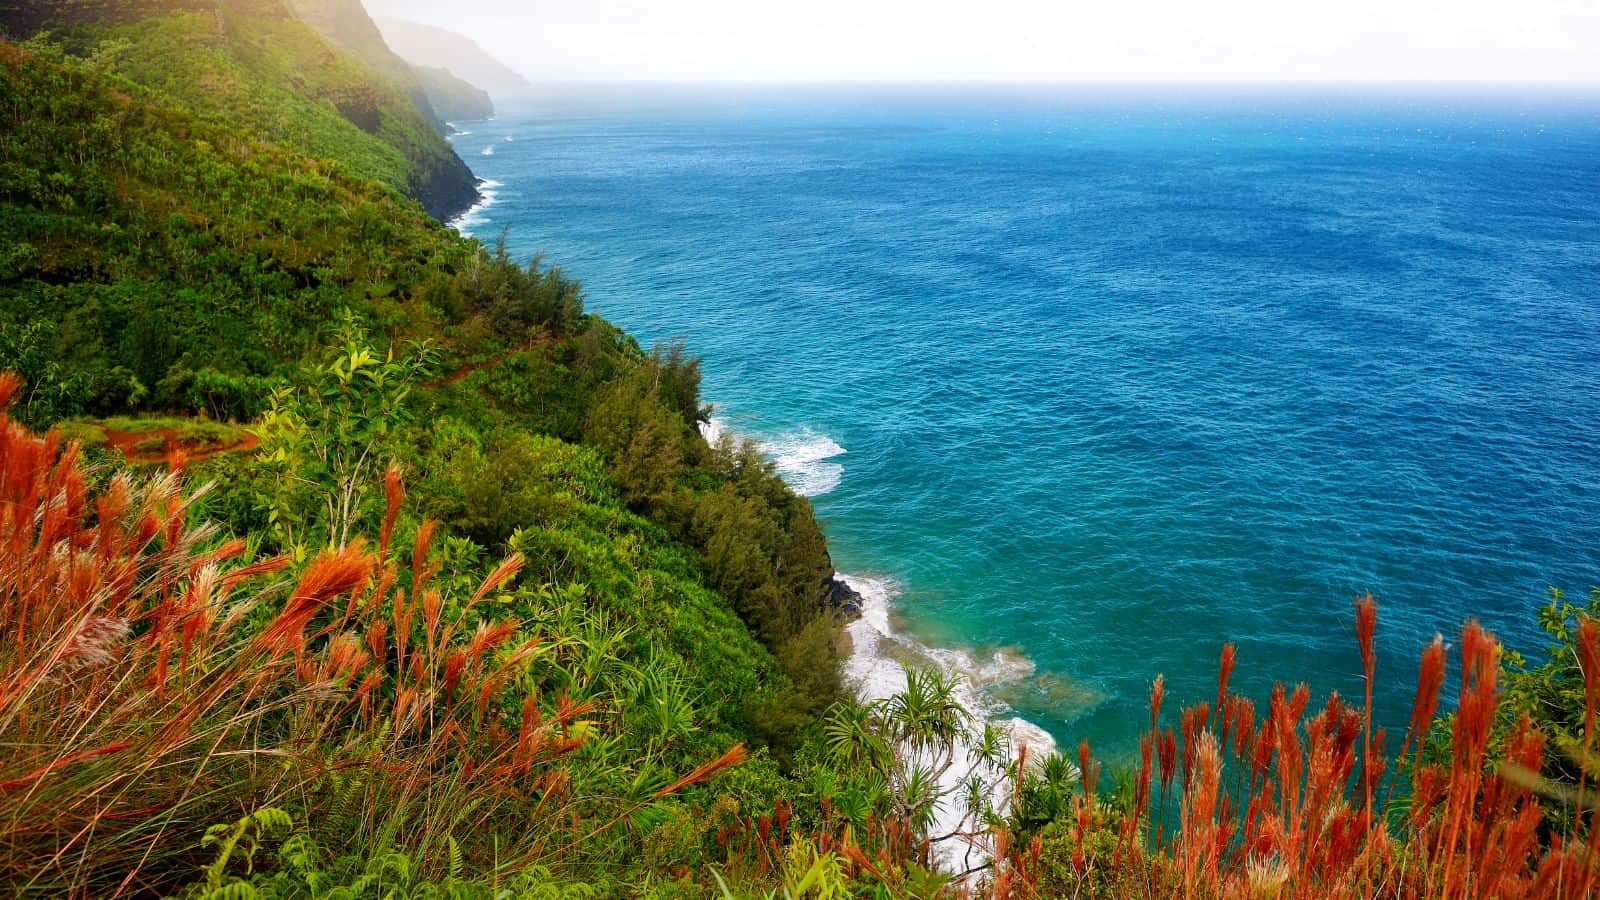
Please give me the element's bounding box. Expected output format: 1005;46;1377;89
256;333;438;553
824;669;1015;870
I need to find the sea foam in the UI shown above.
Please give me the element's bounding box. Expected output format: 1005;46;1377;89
446;179;502;236
701;417;845;498
699;415;1056;870
761;427;845;497
840;573;1058;872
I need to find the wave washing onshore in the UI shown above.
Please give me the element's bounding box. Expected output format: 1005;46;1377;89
839;574;1058;871
447;179;502;235
702;416;846;498
701;416;1057;870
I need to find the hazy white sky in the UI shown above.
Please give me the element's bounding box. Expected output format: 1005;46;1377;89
366;0;1600;82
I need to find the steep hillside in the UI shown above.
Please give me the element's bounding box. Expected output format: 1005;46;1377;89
284;0;437;126
414;61;492;121
287;2;492;123
1;33;847;893
377;16;528;98
0;0;478;219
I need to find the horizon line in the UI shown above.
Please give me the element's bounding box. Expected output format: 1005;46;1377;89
495;77;1600;91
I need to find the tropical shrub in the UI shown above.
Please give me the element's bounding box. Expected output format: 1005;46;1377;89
0;375;746;895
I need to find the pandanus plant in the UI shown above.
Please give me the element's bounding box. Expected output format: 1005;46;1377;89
822;667;1016;875
0;373;745;896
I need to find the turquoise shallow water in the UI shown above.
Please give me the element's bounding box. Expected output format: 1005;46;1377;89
454;85;1600;757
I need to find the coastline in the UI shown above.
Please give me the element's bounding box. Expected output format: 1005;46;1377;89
838;574;1058;870
446;178;503;235
703;414;1058;868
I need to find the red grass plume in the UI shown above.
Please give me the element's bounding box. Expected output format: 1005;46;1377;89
1003;593;1600;900
0;393;612;894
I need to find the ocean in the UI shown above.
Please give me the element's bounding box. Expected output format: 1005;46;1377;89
448;84;1600;763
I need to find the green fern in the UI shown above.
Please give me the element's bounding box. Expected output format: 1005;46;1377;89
196;808;294;896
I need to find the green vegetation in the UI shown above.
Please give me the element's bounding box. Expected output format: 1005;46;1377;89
11;0;478;219
286;1;492;129
0;32;850;893
0;19;842;718
412;64;494;123
1463;588;1600;831
0;24;468;427
2;10;1599;898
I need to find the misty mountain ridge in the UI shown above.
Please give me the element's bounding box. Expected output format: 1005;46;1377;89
377;16;529;99
288;1;493;122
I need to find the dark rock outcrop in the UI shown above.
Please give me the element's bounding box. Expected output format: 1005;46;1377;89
825;575;864;621
410;153;480;224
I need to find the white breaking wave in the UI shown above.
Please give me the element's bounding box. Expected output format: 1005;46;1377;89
481;145;495;156
699;417;730;447
504;135;515;142
762;427;846;497
840;574;1059;873
698;414;1056;871
699;416;845;497
446;179;502;236
699;417;729;448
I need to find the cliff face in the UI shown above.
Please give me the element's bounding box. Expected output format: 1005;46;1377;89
414;63;493;123
0;0;479;222
284;0;432;124
404;125;479;221
280;0;479;218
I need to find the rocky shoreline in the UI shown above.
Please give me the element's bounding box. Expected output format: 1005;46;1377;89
825;573;865;620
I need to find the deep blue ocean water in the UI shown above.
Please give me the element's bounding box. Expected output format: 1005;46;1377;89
452;85;1600;757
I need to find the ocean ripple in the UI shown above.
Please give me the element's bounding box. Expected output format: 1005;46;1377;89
469;85;1600;756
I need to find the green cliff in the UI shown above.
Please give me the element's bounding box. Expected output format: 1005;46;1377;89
1;0;480;219
413;61;493;122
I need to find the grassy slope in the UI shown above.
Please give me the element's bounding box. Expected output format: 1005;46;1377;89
0;19;791;686
0;36;839;891
279;0;482;214
0;32;462;414
3;0;478;219
284;0;438;125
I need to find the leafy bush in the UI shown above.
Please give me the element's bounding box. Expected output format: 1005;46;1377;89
0;376;753;895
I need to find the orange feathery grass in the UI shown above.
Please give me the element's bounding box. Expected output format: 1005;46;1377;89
1215;643;1237;731
1001;594;1599;900
469;553;524;608
652;743;750;800
380;461;405;556
256;542;375;656
1355;592;1377;898
0;390;636;894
